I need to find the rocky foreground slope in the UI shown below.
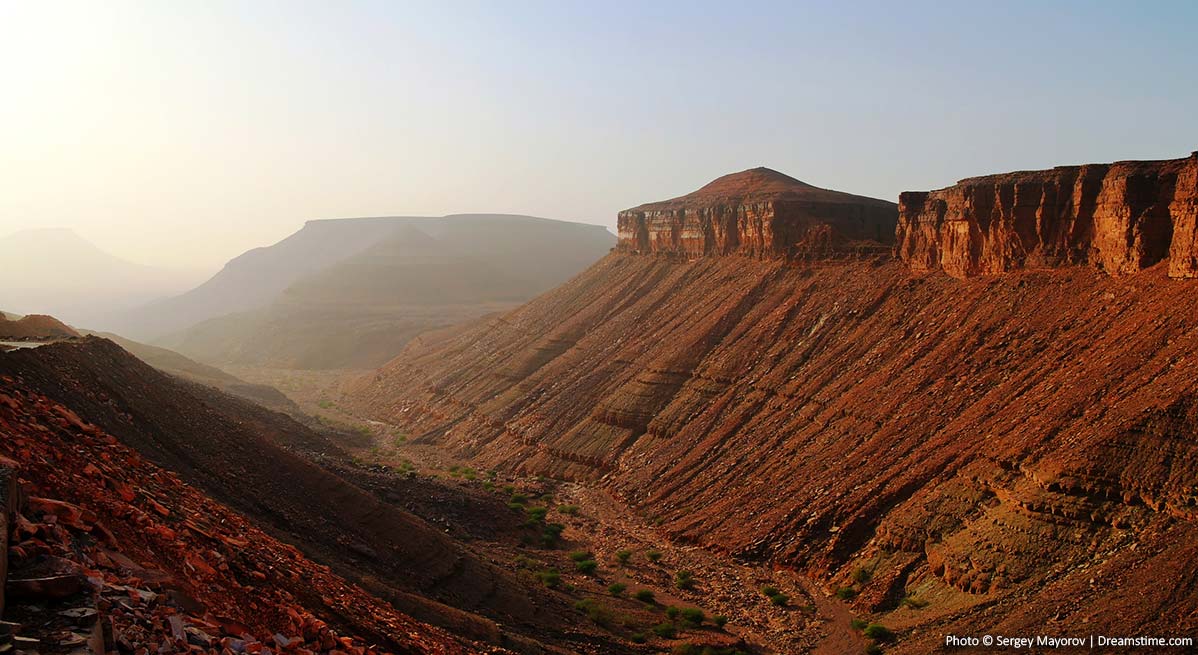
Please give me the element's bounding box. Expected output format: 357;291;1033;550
0;376;475;654
350;160;1198;651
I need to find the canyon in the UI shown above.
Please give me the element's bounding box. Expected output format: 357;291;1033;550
350;156;1198;652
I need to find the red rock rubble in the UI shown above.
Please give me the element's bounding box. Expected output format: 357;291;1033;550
0;378;479;655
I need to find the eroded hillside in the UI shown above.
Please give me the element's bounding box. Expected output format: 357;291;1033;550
349;161;1198;651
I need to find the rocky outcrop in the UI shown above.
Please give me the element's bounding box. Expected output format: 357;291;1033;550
0;314;79;340
617;167;897;259
897;152;1198;278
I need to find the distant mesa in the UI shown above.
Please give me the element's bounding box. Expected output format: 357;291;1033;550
617;167;898;259
898;152;1198;279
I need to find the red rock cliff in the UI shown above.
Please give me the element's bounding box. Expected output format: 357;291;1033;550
617;167;897;258
897;152;1198;278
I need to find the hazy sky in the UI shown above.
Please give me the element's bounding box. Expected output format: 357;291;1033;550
2;1;1195;272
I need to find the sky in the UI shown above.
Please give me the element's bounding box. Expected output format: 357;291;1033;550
1;0;1196;272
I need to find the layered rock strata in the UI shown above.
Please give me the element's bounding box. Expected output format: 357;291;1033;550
617;167;897;258
897;152;1198;278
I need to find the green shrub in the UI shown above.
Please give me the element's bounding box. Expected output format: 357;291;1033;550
852;566;873;584
573;598;611;626
863;624;895;643
575;559;598;575
850;618;869;630
481;480;494;491
835;586;858;600
634;589;656;604
900;595;929;609
760;585;779;597
615;549;632;565
674;570;695;590
537;569;560;587
864;645;884;655
769;592;789;606
525;506;548;522
569;550;593;562
502;485;515;494
507;502;526;512
713;615;728;629
651;623;677;639
665;605;681;620
646;549;663;563
510;493;528;504
557;504;580;515
607;582;627;596
630;633;647;644
680;607;705;626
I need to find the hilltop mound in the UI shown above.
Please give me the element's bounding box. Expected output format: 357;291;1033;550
0;313;80;339
618;167;897;258
349;162;1198;651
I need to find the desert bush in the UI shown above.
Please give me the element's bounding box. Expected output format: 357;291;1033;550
769;592;789;606
713;615;728;629
507;502;526;512
607;582;627;596
680;607;705;626
630;633;647;644
557;504;580;515
835;586;858;600
864;645;883;655
850;618;869;630
525;506;548;522
634;589;656;604
665;606;681;620
569;550;593;562
760;585;779;597
852;566;873;584
651;623;677;639
646;549;663;563
537;569;560;587
575;559;598;575
863;624;895;643
510;492;528;504
615;549;632;565
901;595;929;609
674;569;695;590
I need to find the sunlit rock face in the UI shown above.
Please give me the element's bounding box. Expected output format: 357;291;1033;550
898;152;1198;279
616;167;898;259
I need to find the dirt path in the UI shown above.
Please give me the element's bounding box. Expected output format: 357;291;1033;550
557;483;866;654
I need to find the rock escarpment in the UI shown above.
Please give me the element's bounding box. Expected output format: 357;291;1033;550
617;167;897;258
351;162;1198;652
898;152;1198;278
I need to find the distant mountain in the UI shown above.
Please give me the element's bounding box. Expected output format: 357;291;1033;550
157;214;615;369
0;228;201;328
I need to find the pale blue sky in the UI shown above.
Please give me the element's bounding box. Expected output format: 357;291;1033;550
1;0;1195;270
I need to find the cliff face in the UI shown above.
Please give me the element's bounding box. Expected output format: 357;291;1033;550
617;167;897;258
898;153;1198;278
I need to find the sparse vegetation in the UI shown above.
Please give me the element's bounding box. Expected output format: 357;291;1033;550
646;549;663;563
569;550;593;562
864;644;884;655
680;607;705;626
536;569;561;588
852;566;873;584
900;595;929;609
634;589;656;604
674;569;695;590
607;582;627;596
761;585;779;597
525;506;548;522
769;592;789;606
615;549;632;565
575;559;598;575
510;492;528;504
651;622;677;639
713;614;728;629
541;522;565;546
835;586;858;600
863;624;895;643
557;504;580;515
573;598;612;626
851;618;869;630
665;606;681;620
630;633;647;644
